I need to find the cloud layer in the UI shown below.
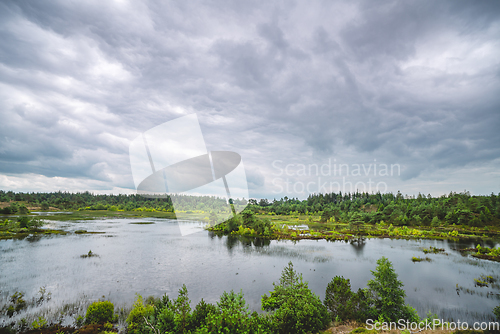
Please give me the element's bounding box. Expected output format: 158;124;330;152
1;0;499;198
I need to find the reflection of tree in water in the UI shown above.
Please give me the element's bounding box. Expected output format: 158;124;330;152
224;235;271;252
239;236;253;247
225;235;239;252
481;239;498;249
220;235;329;262
350;236;366;256
27;235;42;243
208;231;220;240
253;238;271;248
448;238;497;251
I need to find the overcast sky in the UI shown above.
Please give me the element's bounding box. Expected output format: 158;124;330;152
0;0;499;199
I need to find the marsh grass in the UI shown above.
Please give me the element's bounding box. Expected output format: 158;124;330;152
80;250;99;258
423;246;446;254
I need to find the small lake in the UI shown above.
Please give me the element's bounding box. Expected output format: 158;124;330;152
1;218;500;325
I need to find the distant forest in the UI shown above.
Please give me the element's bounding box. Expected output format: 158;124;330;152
1;190;499;227
249;191;500;227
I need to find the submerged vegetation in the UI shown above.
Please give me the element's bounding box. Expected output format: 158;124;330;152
422;246;445;254
80;250;99;258
474;275;496;288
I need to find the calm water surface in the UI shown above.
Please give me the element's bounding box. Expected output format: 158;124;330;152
1;217;500;324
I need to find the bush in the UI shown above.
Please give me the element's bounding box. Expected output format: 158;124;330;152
224;216;241;233
29;218;43;229
262;261;329;334
31;317;47;330
324;277;376;323
126;295;154;333
7;291;26;317
126;286;198;334
74;315;85;327
494;305;500;319
190;298;217;329
201;290;253;333
351;288;377;322
18;217;43;230
324;276;355;321
85;300;115;324
18;216;30;228
1;206;13;214
172;284;191;332
18;204;29;214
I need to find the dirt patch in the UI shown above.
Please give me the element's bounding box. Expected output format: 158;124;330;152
0;201;11;209
324;322;457;334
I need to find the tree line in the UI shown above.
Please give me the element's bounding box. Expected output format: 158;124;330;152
1;189;500;227
250;191;500;227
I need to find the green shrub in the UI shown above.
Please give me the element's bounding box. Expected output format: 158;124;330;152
494;305;500;319
126;287;195;334
103;322;113;331
18;204;29;214
31;316;47;330
17;217;43;230
172;284;191;332
126;295;154;334
324;276;354;321
74;315;85;327
190;298;216;329
29;218;43;229
324;276;376;323
224;216;241;233
18;216;29;228
7;291;26;316
201;290;252;333
85;300;115;324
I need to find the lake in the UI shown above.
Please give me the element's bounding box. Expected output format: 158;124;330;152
1;217;499;325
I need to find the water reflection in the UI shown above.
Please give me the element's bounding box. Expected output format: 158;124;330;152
225;235;239;251
26;235;43;243
349;237;366;256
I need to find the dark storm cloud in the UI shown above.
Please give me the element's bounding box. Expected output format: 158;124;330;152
0;0;499;194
